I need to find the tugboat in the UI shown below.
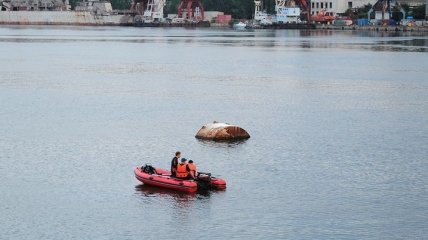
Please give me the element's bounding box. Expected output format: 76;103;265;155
134;164;226;193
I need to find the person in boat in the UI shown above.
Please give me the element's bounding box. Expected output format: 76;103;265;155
187;160;197;180
176;158;189;179
170;151;181;177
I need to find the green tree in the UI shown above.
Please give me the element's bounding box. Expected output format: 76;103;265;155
391;5;404;21
412;4;426;19
400;3;410;14
402;3;426;19
345;3;372;19
111;0;131;9
203;0;254;19
68;0;79;9
164;0;180;15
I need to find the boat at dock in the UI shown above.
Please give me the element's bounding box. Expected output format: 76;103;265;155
233;21;247;30
311;10;336;24
0;0;210;27
134;164;226;193
0;0;133;26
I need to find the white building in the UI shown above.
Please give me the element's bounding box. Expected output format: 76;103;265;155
310;0;377;15
276;7;300;23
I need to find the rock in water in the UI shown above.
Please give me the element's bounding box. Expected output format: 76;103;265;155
195;122;250;140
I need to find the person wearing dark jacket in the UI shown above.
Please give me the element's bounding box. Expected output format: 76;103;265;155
170;151;181;177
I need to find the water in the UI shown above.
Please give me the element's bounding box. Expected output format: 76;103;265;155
0;26;427;239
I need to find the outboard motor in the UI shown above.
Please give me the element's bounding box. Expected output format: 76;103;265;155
141;164;157;174
196;172;212;191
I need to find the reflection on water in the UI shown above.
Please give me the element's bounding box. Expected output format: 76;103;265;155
196;138;249;149
135;184;196;209
135;184;196;198
134;184;212;209
0;26;427;52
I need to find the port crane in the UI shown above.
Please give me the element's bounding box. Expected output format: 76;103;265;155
130;0;313;23
177;0;204;20
131;0;204;21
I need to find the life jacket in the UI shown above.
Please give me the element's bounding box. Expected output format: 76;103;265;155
176;163;188;178
187;163;196;176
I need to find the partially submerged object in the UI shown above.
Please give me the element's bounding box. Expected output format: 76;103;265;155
195;121;250;141
134;164;226;193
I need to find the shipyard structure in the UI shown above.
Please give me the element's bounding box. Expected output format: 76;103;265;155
0;0;426;26
0;0;220;26
250;0;427;29
0;0;134;25
0;0;212;26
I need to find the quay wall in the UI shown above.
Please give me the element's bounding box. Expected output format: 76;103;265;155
316;24;428;32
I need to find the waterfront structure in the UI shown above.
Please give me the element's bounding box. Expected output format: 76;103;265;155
366;0;426;21
277;7;301;23
276;0;303;23
310;0;425;19
0;0;70;10
177;0;204;21
130;0;165;22
310;0;377;15
253;0;308;24
0;0;133;25
397;0;425;6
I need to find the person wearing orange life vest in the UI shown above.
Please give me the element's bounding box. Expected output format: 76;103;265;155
175;158;189;179
187;160;197;180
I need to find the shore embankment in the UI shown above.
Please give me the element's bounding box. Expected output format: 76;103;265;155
213;22;428;32
316;24;428;32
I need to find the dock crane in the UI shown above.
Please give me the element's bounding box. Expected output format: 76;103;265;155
177;0;204;21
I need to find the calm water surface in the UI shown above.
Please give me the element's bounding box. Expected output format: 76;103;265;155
0;26;427;239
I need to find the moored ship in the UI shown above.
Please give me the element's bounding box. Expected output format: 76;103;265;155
0;0;133;25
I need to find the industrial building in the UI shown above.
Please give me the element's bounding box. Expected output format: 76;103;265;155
308;0;426;21
310;0;377;15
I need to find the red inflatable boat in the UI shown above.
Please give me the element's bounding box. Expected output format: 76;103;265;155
134;164;226;193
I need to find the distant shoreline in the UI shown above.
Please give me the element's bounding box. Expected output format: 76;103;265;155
1;20;428;33
315;24;428;33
